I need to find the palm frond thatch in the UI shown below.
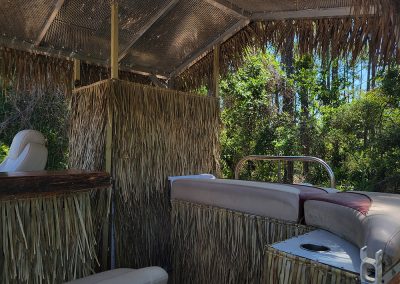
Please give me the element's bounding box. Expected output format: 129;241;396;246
264;245;359;283
171;200;313;284
0;48;151;96
175;0;400;91
0;47;73;95
0;189;111;283
69;79;220;270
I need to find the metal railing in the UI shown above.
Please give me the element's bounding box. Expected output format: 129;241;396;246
234;155;336;188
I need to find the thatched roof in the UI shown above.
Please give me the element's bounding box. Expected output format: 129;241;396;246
0;0;399;91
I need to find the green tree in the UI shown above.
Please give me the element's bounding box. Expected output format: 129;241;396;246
0;88;69;170
220;50;287;179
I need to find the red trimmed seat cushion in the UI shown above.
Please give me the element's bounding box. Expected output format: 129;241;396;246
171;179;331;222
304;192;400;271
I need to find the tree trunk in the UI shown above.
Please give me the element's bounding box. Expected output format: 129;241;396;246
282;31;295;183
299;86;310;179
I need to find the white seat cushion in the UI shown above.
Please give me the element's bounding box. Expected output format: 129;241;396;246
65;267;168;284
304;192;400;270
7;130;46;159
171;179;329;222
0;130;47;172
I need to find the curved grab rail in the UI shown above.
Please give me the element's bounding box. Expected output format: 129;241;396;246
234;155;336;188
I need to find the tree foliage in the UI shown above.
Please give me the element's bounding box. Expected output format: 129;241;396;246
220;49;400;191
0;89;69;170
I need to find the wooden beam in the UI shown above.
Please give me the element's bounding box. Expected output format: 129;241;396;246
107;0;118;174
170;19;250;78
210;44;220;97
0;170;111;200
0;35;169;79
252;6;374;21
167;77;175;89
35;0;65;46
129;68;168;80
73;59;81;87
105;110;113;175
118;0;179;62
111;1;119;79
102;1;119;271
204;0;250;19
149;74;168;88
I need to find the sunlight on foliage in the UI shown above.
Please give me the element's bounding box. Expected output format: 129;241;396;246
220;49;400;191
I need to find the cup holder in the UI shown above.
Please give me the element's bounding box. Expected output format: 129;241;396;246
366;266;376;278
300;243;331;252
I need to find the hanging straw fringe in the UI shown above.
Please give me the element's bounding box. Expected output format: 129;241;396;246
171;200;313;284
263;246;360;284
0;189;111;284
69;80;110;171
112;80;220;269
0;48;151;96
79;63;151;87
175;0;400;91
0;47;73;96
69;79;220;270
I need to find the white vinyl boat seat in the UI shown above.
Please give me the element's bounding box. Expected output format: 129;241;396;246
65;267;168;284
0;129;48;172
171;178;331;222
305;192;400;271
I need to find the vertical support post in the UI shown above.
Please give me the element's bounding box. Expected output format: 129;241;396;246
168;77;175;89
73;59;80;87
277;161;282;182
209;44;220;97
107;0;118;173
111;1;119;80
103;0;119;271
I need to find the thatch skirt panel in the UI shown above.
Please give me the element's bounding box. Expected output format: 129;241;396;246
263;246;360;284
69;79;220;270
175;9;400;92
171;200;313;284
69;80;111;171
0;189;111;284
111;80;220;269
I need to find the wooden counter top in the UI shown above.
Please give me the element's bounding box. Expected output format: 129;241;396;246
0;169;111;199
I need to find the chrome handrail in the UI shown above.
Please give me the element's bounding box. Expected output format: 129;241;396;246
234;155;336;188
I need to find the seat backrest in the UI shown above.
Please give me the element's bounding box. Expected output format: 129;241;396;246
0;130;48;172
304;192;400;272
171;178;330;222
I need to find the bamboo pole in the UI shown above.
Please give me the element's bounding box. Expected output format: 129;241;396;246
107;1;118;179
110;1;119;80
107;1;118;171
73;59;81;87
212;44;220;97
102;0;119;271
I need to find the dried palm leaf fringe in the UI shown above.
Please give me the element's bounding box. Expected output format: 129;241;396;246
171;200;313;284
175;0;400;91
0;189;111;284
69;79;220;270
0;47;73;95
0;48;151;96
263;246;360;284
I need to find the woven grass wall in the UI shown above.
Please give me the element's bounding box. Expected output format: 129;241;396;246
69;79;220;270
171;200;313;284
175;1;400;92
69;80;111;171
263;246;360;283
0;190;111;283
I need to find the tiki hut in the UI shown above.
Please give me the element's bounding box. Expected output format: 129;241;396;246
0;0;399;283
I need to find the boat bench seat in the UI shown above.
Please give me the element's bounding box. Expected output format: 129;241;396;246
305;192;400;271
65;267;168;284
171;178;330;222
